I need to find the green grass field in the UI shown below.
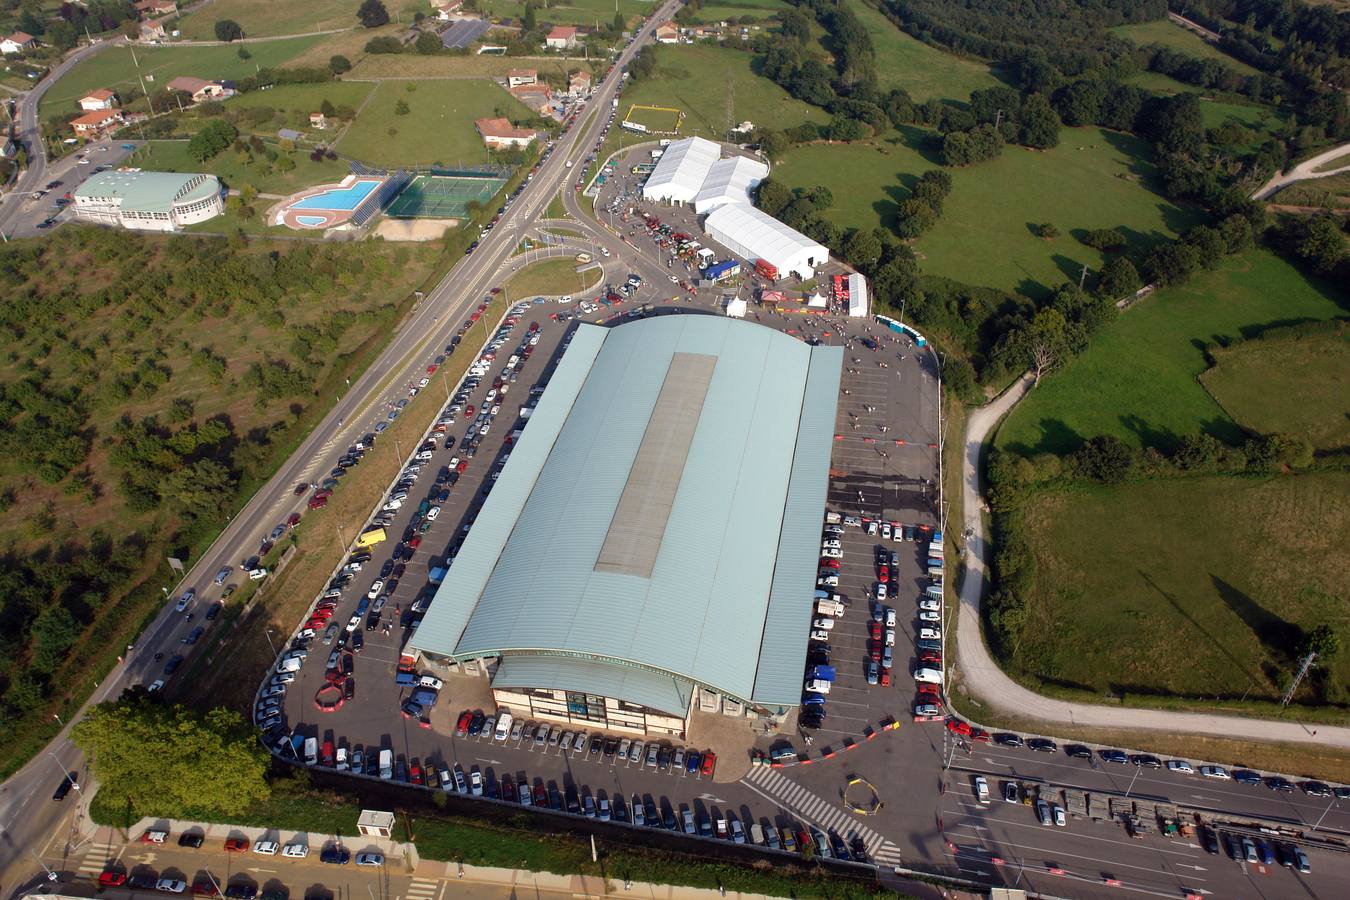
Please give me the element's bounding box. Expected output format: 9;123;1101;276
1200;328;1350;450
922;126;1200;296
221;81;374;133
687;0;787;23
997;248;1348;456
129;140;352;196
1018;472;1350;703
600;44;827;160
1273;171;1350;207
173;0;363;40
624;104;683;133
771;128;933;230
504;257;601;297
39;36;324;118
1112;19;1262;77
334;80;528;168
849;0;1002;102
485;0;653;27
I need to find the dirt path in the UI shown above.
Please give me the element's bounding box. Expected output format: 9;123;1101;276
1252;141;1350;200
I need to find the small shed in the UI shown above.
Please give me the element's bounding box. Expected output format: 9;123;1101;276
357;809;396;837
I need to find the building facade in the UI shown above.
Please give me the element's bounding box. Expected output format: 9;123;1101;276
72;171;224;232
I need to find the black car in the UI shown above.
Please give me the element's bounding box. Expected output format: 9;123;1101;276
1131;754;1162;768
1266;776;1295;793
380;560;395;578
828;831;850;860
994;733;1024;748
163;654;183;675
1100;749;1129;764
225;885;257;900
52;773;78;800
1301;781;1332;797
205;602;223;621
657;746;672;770
1027;738;1057;752
343;678;355;701
350;630;364;652
850;836;869;863
365;613;381;631
1065;744;1092;759
468;711;486;735
808;647;830;665
1233;769;1263;785
1199;825;1219;855
603;738;620;757
589;735;603;755
320;846;351;865
565;787;580;814
128;874;158;890
178;831;205;848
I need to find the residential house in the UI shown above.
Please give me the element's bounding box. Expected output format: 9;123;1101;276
71;108;126;139
545;25;577;50
474;117;537;151
505;68;537;88
79;89;118;112
430;0;463;19
654;21;679;43
139;21;167;41
135;0;178;17
0;31;37;55
167;76;234;103
568;70;591;97
309;112;328;130
509;84;552;116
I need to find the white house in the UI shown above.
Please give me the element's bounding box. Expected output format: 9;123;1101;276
1;31;37;55
545;25;578;50
79;89;118;112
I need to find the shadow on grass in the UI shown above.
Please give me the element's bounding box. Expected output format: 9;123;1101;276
1212;575;1305;667
1137;569;1264;694
999;417;1084;457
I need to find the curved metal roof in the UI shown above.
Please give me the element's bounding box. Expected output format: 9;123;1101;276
408;315;841;709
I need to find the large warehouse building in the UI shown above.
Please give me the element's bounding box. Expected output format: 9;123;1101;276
641;136;767;212
705;203;830;280
71;171;224;232
409;315;842;737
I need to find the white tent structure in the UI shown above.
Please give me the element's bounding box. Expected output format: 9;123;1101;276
693;155;769;214
847;273;869;317
704;204;830;280
641;136;721;205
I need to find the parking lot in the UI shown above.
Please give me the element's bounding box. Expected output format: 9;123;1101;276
1;138;141;235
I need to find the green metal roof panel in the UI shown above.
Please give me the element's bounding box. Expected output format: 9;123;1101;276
414;316;840;708
406;324;608;658
72;171;221;213
493;655;694;717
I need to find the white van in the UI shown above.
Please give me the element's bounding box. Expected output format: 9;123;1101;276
925;585;943;601
335;747;348;771
277;656;302;673
494;711;513;741
804;678;832;694
303;737;318;766
378;748;393;780
913;667;943;684
975;776;990;805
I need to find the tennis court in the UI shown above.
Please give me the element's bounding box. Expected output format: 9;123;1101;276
385;174;509;219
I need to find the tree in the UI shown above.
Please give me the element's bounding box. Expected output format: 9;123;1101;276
329;55;352;75
187;119;238;162
214;20;243;42
30;606;81;675
1034;222;1059;239
613;11;625;33
1295;216;1345;274
1017;93;1060;149
754;179;792;217
161;459;235;520
842;229;883;271
1081;228;1125;251
1302;625;1341;664
1096;256;1140;299
522;1;537;32
1022;308;1070;385
1073;434;1135;483
358;0;391;28
365;36;403;53
415;30;442;54
73;698;270;819
394;99;410;116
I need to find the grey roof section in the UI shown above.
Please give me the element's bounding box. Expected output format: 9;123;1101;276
73;171;220;213
411;316;840;709
751;346;842;706
494;655;694;717
441;18;492;48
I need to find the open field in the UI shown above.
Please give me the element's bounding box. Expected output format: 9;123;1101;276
220;80;374;133
487;0;655;27
997;248;1348;456
1200;327;1350;450
39;36;324;118
771;129;932;231
850;0;1002;101
624;103;683;132
1314;149;1350;172
504;257;602;297
1112;19;1262;77
687;0;788;23
334;79;528;167
344;53;582;79
1274;170;1350;207
173;0;361;40
921;127;1201;297
599;44;827;160
130;140;352;196
1015;472;1350;705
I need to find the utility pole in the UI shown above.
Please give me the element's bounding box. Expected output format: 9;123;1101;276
1282;651;1317;706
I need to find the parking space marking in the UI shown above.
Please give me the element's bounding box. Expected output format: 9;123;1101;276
744;765;902;862
76;840;119;875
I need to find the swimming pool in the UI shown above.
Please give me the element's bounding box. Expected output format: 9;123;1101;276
291;179;381;211
295;215;330;227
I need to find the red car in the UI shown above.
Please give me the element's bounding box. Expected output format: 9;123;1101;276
286;512;301;527
293;482;309;495
464;404;476;419
308;494;330;510
411;765;424;785
455;710;474;736
224;837;249;853
99;872;128;888
821;559;841;569
409;535;423;549
878;568;889;583
879;666;892;687
456;459;469;473
870;643;882;662
869;622;882;641
700;751;717;777
919;650;941;665
427;364;438;374
917;683;941;697
192;881;220;897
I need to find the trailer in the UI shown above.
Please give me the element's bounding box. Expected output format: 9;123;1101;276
754;259;779;281
703;259;741;281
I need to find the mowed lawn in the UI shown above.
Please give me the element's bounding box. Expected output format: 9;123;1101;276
173;0;360;40
39;36;323;118
504;257;601;297
848;0;1002;102
997;248;1348;456
224;81;374;133
919;126;1200;296
688;0;788;23
1018;472;1350;703
771;128;933;231
489;0;655;27
130;140;352;196
1200;328;1350;450
335;80;527;167
1112;19;1263;77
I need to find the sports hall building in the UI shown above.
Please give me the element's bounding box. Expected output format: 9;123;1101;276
408;315;841;737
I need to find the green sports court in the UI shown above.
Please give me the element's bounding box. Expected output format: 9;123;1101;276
385;173;509;219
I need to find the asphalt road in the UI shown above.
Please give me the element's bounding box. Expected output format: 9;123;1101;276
0;3;683;892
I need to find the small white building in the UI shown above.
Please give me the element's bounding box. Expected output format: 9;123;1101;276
545;25;578;49
72;171;224;232
0;31;37;55
79;89;118;111
847;272;869;318
505;68;537;88
356;810;396;838
704;204;829;280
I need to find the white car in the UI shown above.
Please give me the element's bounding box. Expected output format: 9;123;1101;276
812;617;835;631
1166;760;1195;774
818;575;839;587
821;539;841;550
367;580;384;599
884;629;896;646
881;522;892;540
913;667;943;684
821;548;843;559
248;568;268;581
876;583;887;600
919;627;941;641
155;880;187;893
884;607;897;627
426;506;440;521
282;843;308;858
810;629;831;642
918;598;940;611
1200;765;1231;779
345;615;361;632
914;703;941;717
1052;805;1066;827
918;610;941;623
253;840;279;855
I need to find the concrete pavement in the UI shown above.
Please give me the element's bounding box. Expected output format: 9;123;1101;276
954;375;1350;747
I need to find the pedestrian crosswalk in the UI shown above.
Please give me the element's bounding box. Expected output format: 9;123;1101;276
76;840;119;876
743;766;904;867
404;877;440;900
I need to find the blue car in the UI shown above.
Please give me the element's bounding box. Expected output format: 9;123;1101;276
685;750;701;773
1233;770;1263;785
865;660;879;685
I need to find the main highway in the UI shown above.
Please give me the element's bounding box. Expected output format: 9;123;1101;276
0;4;681;893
